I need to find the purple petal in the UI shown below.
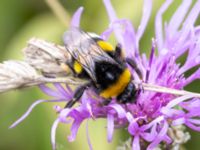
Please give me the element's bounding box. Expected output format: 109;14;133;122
182;0;200;33
53;105;63;113
80;94;94;118
59;108;72;123
174;39;192;59
109;104;126;119
172;117;185;126
136;0;152;49
147;121;169;150
51;119;59;150
132;135;140;150
187;37;200;60
107;19;137;58
181;98;200;110
167;0;192;37
70;107;90;119
146;40;155;82
165;95;194;108
128;121;140;136
65;85;73;94
185;55;200;73
81;92;91;106
186;121;200;132
9;99;65;128
70;7;84;27
103;0;117;22
186;109;200;118
141;116;164;131
107;114;114;142
68;119;83;142
39;84;63;98
103;0;123;44
102;2;139;57
59;108;88;124
155;60;168;80
86;103;93;118
155;0;173;51
86;120;93;150
174;1;200;51
195;26;200;33
161;107;184;117
183;68;200;86
100;27;113;40
163;135;172;144
188;118;200;125
54;83;72;99
149;40;156;68
141;124;157;142
122;20;137;57
126;112;134;123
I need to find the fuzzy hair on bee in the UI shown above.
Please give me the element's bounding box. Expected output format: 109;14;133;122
63;27;142;108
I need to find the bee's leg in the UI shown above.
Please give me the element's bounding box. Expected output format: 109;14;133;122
64;83;90;108
126;58;143;80
126;58;144;93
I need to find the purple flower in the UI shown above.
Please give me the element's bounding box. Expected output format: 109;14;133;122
10;0;200;150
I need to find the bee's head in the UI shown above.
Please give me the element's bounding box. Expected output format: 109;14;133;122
117;82;137;104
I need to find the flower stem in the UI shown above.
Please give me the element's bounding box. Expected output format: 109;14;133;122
35;77;200;98
132;81;200;98
36;76;86;85
45;0;70;27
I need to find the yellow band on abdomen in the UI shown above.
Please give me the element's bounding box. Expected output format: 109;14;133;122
100;68;131;99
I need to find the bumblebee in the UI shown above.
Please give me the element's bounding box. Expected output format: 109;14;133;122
63;27;142;108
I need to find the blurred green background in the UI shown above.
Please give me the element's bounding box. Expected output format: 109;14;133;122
0;0;200;150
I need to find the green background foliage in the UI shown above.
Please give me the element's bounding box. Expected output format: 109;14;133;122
0;0;199;149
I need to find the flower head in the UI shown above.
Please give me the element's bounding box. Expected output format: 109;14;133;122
10;0;200;150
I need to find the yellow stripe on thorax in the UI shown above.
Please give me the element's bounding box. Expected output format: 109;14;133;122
73;61;83;74
100;68;131;99
97;41;114;52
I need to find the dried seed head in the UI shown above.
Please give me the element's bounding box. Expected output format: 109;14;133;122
0;59;84;93
0;60;39;92
23;38;71;77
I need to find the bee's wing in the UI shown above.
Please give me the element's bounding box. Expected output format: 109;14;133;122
23;38;71;77
63;27;117;81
